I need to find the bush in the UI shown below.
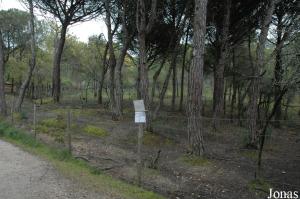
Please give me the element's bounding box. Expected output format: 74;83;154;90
40;118;66;129
83;125;108;137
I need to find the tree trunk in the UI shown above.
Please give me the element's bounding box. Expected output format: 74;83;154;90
273;14;283;128
113;37;131;120
98;43;109;104
247;0;276;148
187;0;208;156
52;24;68;103
212;0;231;130
15;0;36;111
113;1;132;120
153;55;176;118
179;27;190;111
230;49;237;120
0;30;6;116
137;0;151;131
151;56;166;104
171;56;177;111
11;78;14;94
105;0;117;120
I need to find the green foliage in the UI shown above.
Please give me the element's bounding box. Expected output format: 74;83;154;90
40;118;66;129
37;118;66;143
83;125;108;137
12;111;28;121
181;155;212;167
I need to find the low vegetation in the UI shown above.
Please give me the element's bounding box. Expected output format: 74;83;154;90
181;155;212;167
143;132;174;147
0;122;164;199
248;178;272;194
83;125;108;137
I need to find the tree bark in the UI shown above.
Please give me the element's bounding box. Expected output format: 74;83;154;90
113;1;132;120
98;43;109;104
104;0;118;120
171;54;177;111
247;0;276;148
212;0;231;130
151;56;166;104
11;78;14;94
113;37;131;120
230;49;237;120
15;0;36;111
273;13;283;128
0;30;7;116
153;44;179;118
52;24;67;103
179;26;190;111
187;0;208;156
137;0;157;131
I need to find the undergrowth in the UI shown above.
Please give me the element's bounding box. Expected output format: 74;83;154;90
0;121;164;199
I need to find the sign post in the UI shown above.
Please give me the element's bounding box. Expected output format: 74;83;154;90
33;104;36;139
66;108;72;154
133;100;146;186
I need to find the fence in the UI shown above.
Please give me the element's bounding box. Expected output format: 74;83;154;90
4;96;300;198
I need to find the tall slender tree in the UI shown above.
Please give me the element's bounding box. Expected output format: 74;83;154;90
187;0;208;156
136;0;157;131
212;0;232;130
33;0;103;102
0;30;6;116
247;0;278;148
15;0;36;111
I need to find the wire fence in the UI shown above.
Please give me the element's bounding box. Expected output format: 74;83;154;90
4;96;300;193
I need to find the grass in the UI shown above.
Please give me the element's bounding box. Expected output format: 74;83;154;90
181;155;212;167
83;125;108;137
143;132;174;147
0;121;164;199
240;150;258;160
40;118;66;129
52;108;94;117
12;111;28;121
248;178;272;194
37;118;67;143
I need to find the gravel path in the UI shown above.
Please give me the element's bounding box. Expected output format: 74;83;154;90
0;140;106;199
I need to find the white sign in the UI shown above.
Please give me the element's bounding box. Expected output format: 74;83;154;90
133;100;146;123
133;100;145;112
135;111;146;123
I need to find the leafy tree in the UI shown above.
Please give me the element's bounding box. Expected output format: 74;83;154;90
33;0;103;102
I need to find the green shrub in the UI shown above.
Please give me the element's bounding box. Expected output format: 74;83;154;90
181;155;211;166
83;125;108;137
40;118;66;129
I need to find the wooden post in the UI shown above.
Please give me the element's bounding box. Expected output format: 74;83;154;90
133;100;146;186
10;95;15;124
33;103;36;139
66;109;72;154
137;123;143;186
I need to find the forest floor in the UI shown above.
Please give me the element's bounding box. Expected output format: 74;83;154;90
7;95;300;199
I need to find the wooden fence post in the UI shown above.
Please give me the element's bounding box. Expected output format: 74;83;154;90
11;95;15;124
66;109;72;154
33;103;36;139
137;123;143;186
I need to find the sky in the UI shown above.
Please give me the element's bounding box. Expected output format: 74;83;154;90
0;0;108;43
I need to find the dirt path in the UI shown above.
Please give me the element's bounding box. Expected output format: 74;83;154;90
0;139;106;199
